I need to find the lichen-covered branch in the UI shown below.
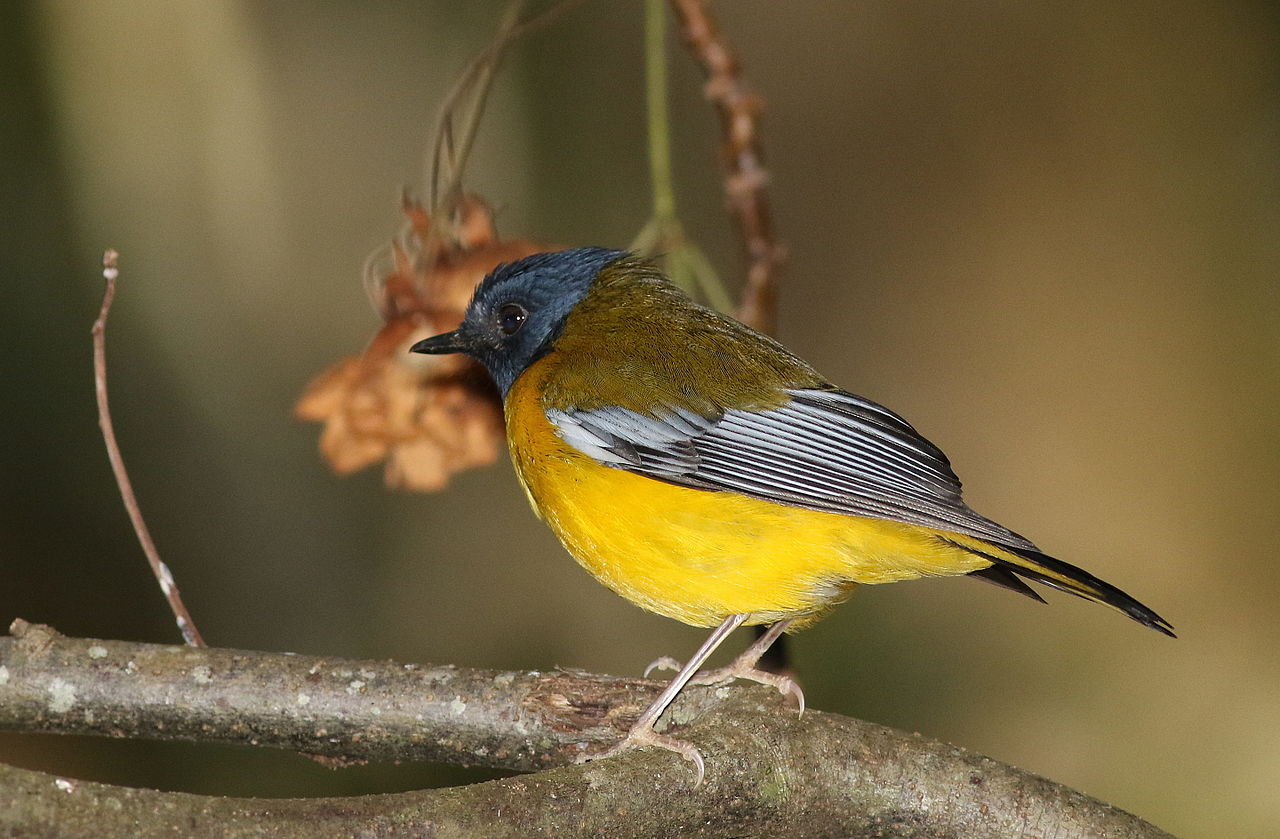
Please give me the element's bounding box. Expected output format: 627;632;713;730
0;619;639;771
0;622;1174;838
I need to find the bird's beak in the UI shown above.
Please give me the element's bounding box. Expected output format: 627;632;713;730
410;329;471;355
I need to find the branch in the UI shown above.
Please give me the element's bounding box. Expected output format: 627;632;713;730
425;0;589;212
670;0;785;334
630;0;733;312
92;251;205;647
0;622;1173;838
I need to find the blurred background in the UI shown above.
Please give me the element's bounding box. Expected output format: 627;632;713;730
2;1;1277;835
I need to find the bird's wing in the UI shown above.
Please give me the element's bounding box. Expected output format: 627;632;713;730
547;388;1037;550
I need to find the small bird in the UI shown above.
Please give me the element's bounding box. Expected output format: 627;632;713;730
411;247;1173;783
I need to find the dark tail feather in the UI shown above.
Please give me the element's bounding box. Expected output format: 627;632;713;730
967;565;1047;603
943;537;1176;638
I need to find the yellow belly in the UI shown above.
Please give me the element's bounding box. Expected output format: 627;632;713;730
505;361;992;629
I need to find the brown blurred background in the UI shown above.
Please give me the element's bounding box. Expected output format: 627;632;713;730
2;1;1277;835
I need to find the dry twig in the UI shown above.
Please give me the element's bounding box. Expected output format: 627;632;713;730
669;0;785;334
426;0;590;215
92;251;205;647
301;4;581;491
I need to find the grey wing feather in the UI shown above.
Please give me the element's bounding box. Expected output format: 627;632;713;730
547;389;1037;551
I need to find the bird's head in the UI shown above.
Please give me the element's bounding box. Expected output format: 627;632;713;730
410;247;627;396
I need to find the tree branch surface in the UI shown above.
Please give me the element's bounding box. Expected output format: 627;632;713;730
0;622;1173;838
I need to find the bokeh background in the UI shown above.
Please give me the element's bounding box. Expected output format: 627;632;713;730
2;1;1277;835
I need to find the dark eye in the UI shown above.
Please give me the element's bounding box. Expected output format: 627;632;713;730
498;303;528;335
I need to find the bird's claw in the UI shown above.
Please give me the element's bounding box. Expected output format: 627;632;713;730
687;663;805;715
643;656;804;715
643;655;683;678
576;724;706;786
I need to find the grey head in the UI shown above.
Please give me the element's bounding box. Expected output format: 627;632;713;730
410;247;627;397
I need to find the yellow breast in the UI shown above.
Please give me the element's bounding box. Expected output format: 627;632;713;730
504;357;991;629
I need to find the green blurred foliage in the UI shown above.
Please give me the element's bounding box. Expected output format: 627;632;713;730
2;1;1277;835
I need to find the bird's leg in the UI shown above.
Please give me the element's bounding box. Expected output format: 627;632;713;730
580;614;747;785
646;619;803;713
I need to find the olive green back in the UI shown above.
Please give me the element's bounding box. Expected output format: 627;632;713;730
540;258;828;416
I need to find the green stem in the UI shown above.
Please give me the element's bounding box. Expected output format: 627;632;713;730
645;0;676;221
684;242;733;313
633;0;730;310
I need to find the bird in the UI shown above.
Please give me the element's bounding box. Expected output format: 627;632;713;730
410;247;1173;783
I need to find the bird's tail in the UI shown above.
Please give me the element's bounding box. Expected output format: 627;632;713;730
941;534;1176;637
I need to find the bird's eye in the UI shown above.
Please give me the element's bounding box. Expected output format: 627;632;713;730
497;303;528;335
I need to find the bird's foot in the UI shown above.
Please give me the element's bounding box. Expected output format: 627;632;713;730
643;656;684;677
644;655;805;715
575;722;706;786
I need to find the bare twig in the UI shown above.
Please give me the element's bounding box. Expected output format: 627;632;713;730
669;0;785;334
0;623;1174;838
425;0;591;211
363;0;588;312
93;251;205;647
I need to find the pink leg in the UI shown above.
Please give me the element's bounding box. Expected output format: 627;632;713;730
580;614;747;785
646;618;803;713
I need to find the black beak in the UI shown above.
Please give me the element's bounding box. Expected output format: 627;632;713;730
409;329;471;355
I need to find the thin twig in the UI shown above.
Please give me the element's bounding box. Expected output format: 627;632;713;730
364;0;589;312
425;0;591;211
645;0;676;221
630;0;731;310
425;0;526;212
669;0;785;334
93;251;206;647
